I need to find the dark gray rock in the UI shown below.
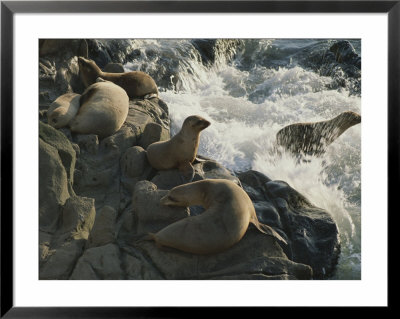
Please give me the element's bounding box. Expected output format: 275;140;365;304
237;170;340;279
191;39;242;66
103;62;125;73
39;40;87;106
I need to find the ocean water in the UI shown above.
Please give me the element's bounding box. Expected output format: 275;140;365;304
124;39;361;280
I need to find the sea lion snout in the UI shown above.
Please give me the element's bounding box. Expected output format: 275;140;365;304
196;119;211;129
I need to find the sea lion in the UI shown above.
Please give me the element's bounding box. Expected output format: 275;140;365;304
47;93;81;129
146;115;211;181
69;79;129;138
78;56;158;99
276;111;361;156
145;179;287;254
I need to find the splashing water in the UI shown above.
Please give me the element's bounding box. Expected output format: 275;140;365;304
124;39;361;279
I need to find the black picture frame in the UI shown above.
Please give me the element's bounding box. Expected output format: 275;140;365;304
1;0;395;317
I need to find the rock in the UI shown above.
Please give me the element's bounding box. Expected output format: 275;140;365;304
121;252;163;280
87;206;117;248
70;244;123;280
134;229;312;280
194;159;239;184
39;138;70;233
191;39;242;66
120;146;150;178
86;39;135;68
39;56;85;106
151;159;239;190
132;181;190;234
237;170;340;279
40;39;88;58
75;134;99;155
330;40;360;67
140;122;170;150
290;40;361;95
39;239;85;280
60;196;96;240
39;121;76;185
103;62;125;73
86;39;113;69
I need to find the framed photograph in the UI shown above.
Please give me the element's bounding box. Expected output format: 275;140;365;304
1;0;395;316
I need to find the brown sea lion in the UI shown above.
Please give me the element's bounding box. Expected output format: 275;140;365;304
78;56;158;99
145;179;287;254
69;79;129;138
47;92;81;129
146;115;211;181
276;111;361;156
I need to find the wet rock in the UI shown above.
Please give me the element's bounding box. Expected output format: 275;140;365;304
330;40;360;67
237;170;340;279
191;39;242;66
103;62;125;73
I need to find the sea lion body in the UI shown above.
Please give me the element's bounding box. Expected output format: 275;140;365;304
69;80;129;138
78;56;158;99
146;115;210;177
47;93;81;129
150;179;286;254
276;111;361;155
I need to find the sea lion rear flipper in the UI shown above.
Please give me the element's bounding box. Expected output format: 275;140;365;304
178;162;195;183
254;220;288;245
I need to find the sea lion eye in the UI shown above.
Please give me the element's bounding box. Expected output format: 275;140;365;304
52;118;57;123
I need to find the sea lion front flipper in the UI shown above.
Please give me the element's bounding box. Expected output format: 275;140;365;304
178;162;195;183
253;219;288;245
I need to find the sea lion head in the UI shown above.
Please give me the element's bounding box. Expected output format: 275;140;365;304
160;181;205;207
336;111;361;128
181;115;211;133
78;56;102;87
47;108;69;129
344;111;361;126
